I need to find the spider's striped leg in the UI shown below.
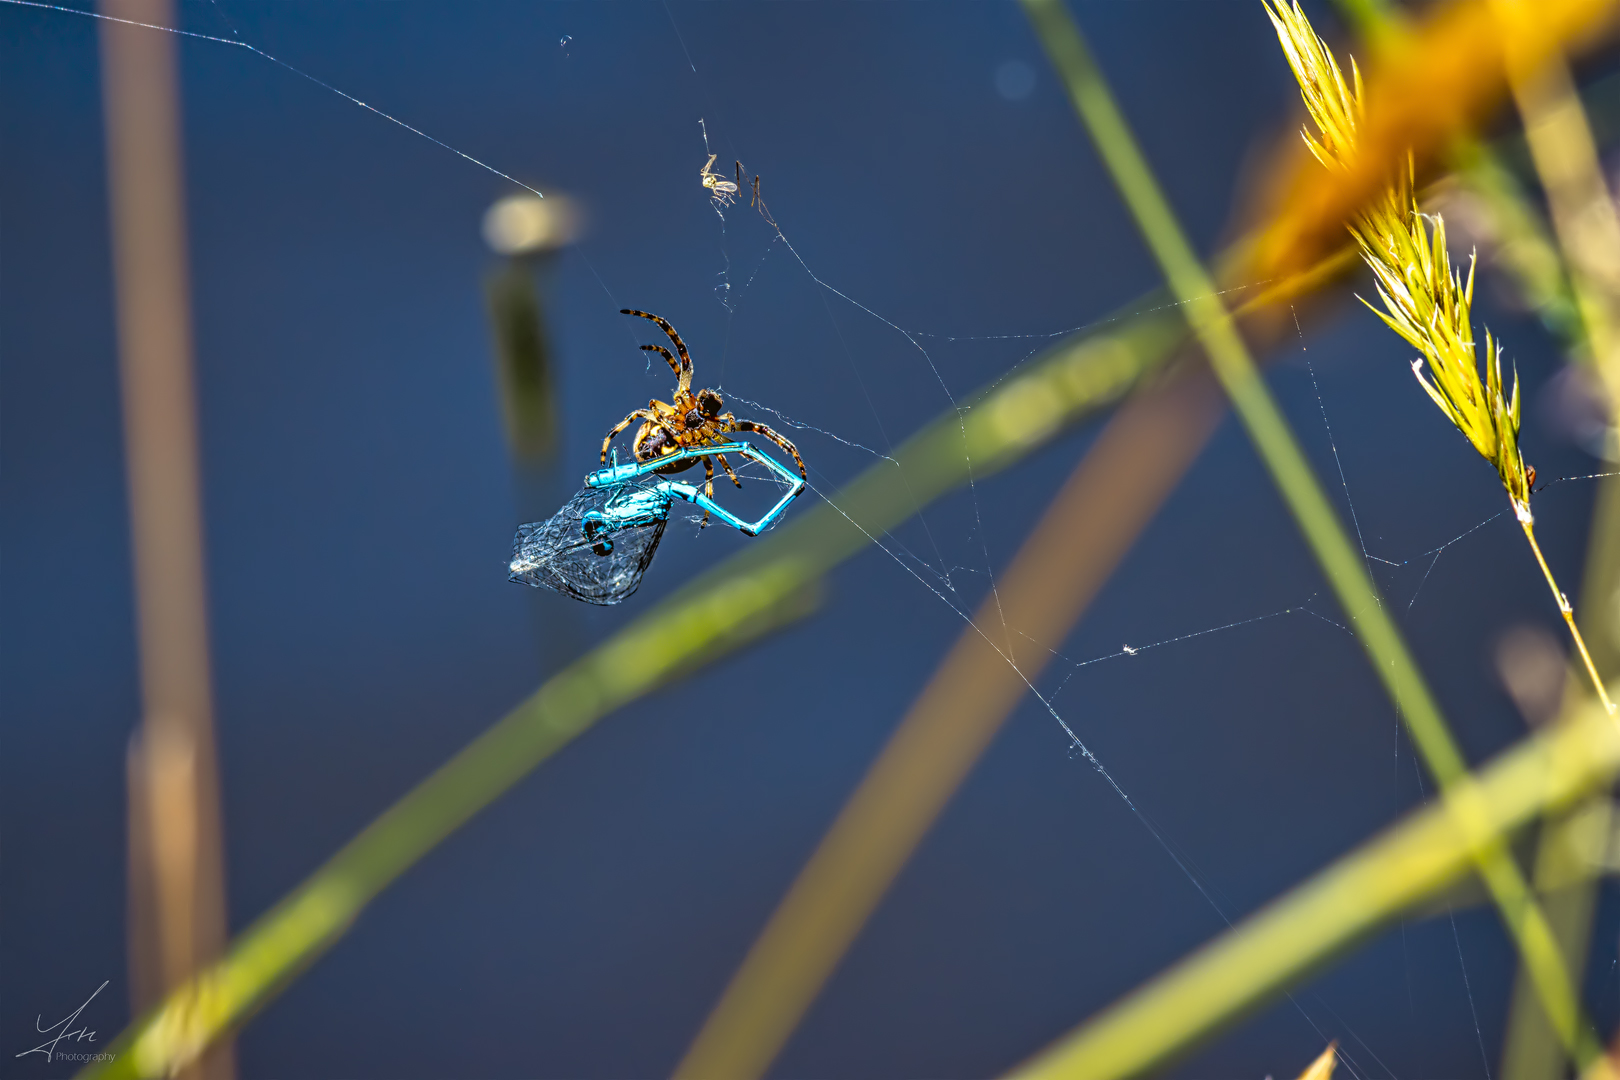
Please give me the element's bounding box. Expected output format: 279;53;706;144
714;451;743;489
601;408;659;463
640;344;682;381
731;419;806;478
699;455;714;527
619;309;694;391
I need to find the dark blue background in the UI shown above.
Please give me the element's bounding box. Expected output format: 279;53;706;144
4;2;1616;1077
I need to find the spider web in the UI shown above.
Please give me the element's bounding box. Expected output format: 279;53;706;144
11;2;1613;1075
685;150;1591;1080
656;37;1615;1076
631;87;1579;1080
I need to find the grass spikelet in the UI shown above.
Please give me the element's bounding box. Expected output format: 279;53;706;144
1265;0;1614;714
1264;0;1361;171
1359;201;1532;511
1294;1042;1338;1080
1250;0;1617;285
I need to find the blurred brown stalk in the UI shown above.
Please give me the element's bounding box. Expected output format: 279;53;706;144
679;0;1620;1075
675;262;1291;1080
675;364;1227;1080
99;2;231;1077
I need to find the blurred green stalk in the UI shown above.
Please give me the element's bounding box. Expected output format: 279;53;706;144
1011;688;1620;1080
483;254;589;673
485;257;561;469
1019;0;1602;1064
1444;141;1584;349
1326;1;1620;1071
80;292;1189;1080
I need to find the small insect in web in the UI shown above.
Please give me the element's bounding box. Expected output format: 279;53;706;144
700;154;740;206
509;310;809;605
699;154;768;214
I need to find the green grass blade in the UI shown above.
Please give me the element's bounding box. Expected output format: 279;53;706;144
1321;3;1609;1074
1010;690;1620;1080
77;295;1188;1080
1019;0;1602;1064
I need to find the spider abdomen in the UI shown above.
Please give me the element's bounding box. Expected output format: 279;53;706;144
635;426;700;473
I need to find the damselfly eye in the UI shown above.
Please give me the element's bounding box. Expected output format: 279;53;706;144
582;515;614;557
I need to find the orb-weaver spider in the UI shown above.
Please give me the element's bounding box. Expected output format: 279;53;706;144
602;309;807;523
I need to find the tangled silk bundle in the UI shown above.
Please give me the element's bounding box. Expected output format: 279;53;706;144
508;477;671;605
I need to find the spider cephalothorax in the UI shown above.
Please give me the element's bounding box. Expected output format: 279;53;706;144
602;309;806;523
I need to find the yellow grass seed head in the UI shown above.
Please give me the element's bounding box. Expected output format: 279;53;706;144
1263;0;1364;171
1249;0;1618;286
1265;0;1533;516
1360;201;1531;513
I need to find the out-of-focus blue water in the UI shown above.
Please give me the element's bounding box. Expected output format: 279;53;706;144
3;2;1615;1076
